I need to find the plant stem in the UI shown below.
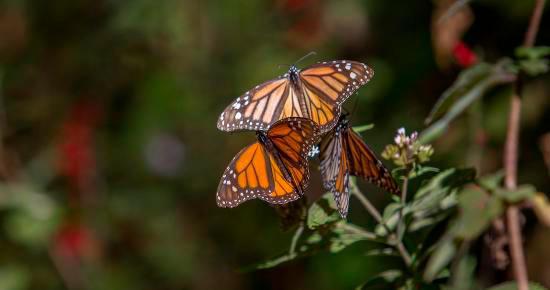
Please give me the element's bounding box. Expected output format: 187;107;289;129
523;0;546;47
351;182;383;223
504;1;545;289
350;179;412;266
397;175;409;240
289;225;303;256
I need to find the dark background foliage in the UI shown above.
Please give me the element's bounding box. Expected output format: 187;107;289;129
0;0;548;289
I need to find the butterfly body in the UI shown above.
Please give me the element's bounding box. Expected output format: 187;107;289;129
217;118;319;208
320;116;399;218
218;61;374;134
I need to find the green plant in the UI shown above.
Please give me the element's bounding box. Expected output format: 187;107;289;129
246;1;549;288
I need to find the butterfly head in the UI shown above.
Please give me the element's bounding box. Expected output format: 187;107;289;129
256;130;271;146
287;65;301;83
340;114;350;125
336;115;350;132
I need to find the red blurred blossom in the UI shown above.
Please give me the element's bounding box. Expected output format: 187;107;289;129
453;41;478;68
57;101;102;198
280;0;324;49
53;223;98;259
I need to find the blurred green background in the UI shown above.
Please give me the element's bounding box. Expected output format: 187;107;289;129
0;0;548;289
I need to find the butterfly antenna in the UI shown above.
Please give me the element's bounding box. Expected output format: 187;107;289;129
348;95;360;120
294;51;317;66
277;63;292;70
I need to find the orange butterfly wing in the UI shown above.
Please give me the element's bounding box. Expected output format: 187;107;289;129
217;118;319;207
299;61;374;133
217;77;304;132
319;126;351;218
217;61;374;134
344;128;400;195
264;117;319;199
217;142;274;208
319;117;400;218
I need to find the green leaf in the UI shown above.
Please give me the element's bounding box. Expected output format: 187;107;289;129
420;60;516;144
0;184;61;248
245;220;375;271
445;256;478;290
496;185;537;203
408;168;474;225
409;165;440;179
424;238;457;282
425;63;493;125
307;192;340;229
409;215;449;232
353;123;375;133
452;186;504;240
515;46;550;59
414;168;476;200
365;248;398;257
487;281;548;290
477;171;504;190
375;203;402;236
356;270;403;290
519;58;549;76
330;222;378;253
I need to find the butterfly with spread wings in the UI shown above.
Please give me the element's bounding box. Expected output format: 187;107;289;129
319;116;400;218
217;60;374;134
217;118;320;208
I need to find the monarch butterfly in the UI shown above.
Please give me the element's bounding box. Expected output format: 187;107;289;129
319;116;400;218
217;117;320;208
217;60;374;134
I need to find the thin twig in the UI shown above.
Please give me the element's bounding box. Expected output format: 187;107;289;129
351;181;383;223
504;1;546;289
350;179;412;266
523;0;546;47
0;68;7;179
396;175;409;240
289;224;304;255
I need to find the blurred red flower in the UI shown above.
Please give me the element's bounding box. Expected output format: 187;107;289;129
453;41;478;68
57;101;102;197
54;223;98;259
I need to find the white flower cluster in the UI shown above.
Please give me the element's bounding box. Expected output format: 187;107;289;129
394;127;418;148
383;127;434;166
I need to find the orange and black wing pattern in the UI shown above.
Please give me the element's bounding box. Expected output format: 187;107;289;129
299;61;374;133
217;142;275;207
264;117;320;200
344;127;400;195
217;77;303;132
319;125;351;218
319;117;399;218
217;61;374;134
217;118;319;207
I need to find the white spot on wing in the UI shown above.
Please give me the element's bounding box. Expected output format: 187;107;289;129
235;112;242;120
